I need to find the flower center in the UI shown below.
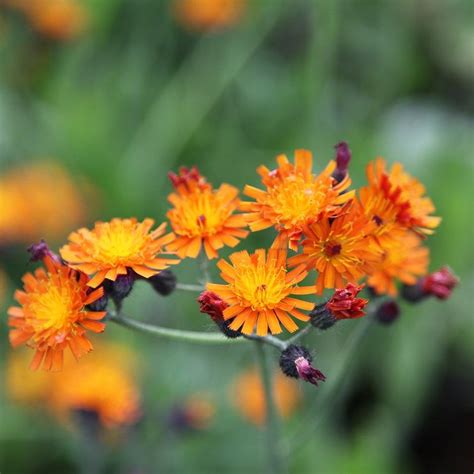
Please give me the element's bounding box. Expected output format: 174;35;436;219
95;226;146;264
231;263;290;310
170;191;232;238
324;242;342;257
265;176;329;228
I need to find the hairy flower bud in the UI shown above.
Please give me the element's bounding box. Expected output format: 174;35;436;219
149;270;177;296
27;240;61;263
402;267;459;303
332;141;352;183
198;290;241;338
279;345;326;387
310;283;368;329
375;300;400;325
86;291;109;312
105;270;135;307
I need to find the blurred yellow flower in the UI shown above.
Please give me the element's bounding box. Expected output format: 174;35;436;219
231;368;300;426
0;162;88;244
60;218;179;288
6;343;141;428
172;0;245;32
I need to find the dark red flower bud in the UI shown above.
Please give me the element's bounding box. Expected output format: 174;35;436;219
149;270;177;296
279;345;326;387
402;267;459;303
332;141;352;183
27;240;61;263
422;267;459;300
198;290;241;338
168;166;208;192
375;300;400;325
326;283;368;319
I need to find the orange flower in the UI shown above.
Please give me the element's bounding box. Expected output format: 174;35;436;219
367;230;429;296
6;343;141;428
60;218;179;288
172;0;245;32
231;368;300;426
240;149;354;250
51;343;141;427
166;167;249;259
365;157;441;235
5;0;86;40
207;248;315;336
289;200;382;294
0;162;87;245
7;257;107;371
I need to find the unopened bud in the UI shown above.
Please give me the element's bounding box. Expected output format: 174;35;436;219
149;270;177;296
332;141;352;183
375;300;400;325
105;270;135;307
27;240;61;263
279;345;326;387
402;267;459;303
198;290;241;338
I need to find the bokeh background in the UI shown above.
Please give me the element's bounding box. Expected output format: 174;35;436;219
1;1;473;473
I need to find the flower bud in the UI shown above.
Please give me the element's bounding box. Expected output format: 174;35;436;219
149;270;177;296
86;291;109;312
332;141;352;183
105;270;135;307
279;345;326;387
198;290;241;338
27;240;61;263
310;283;368;329
168;166;208;192
375;300;400;325
402;267;459;303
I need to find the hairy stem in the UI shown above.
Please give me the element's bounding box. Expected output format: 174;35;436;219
255;342;286;474
175;283;205;292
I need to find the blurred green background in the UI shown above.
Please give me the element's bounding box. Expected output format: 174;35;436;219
1;0;473;473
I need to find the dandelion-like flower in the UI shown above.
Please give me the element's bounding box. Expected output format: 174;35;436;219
60;218;178;288
367;231;429;296
166;167;249;259
365;158;441;234
207;248;315;336
240;149;354;250
289;200;382;294
231;368;300;426
7;257;107;371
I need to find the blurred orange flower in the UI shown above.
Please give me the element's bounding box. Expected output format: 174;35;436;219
365;158;441;235
3;0;86;40
240;150;354;250
6;343;141;428
231;368;300;426
60;218;179;288
8;256;107;371
0;162;87;245
207;248;314;336
173;0;245;32
367;230;429;296
166;167;248;259
289;200;382;294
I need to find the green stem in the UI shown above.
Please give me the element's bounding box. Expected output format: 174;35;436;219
255;342;286;474
175;283;205;292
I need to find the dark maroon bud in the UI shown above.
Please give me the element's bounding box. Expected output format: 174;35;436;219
332;141;352;183
402;267;459;303
279;345;326;387
149;270;177;296
86;291;109;312
376;300;400;325
198;291;241;338
27;240;61;263
401;281;426;303
309;303;337;330
106;270;135;307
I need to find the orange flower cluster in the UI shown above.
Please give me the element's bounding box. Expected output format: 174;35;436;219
6;343;141;428
0;162;87;245
6;144;444;368
2;0;86;40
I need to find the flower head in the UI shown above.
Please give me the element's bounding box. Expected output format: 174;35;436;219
365;158;441;235
240;149;354;250
367;231;429;296
402;266;459;302
289;200;382;294
166;167;249;259
207;249;315;336
231;368;300;426
279;345;326;387
60;218;179;288
326;283;368;319
172;0;245;32
168;394;215;432
8;257;107;371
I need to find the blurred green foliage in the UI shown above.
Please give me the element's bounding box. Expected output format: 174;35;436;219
0;0;473;473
